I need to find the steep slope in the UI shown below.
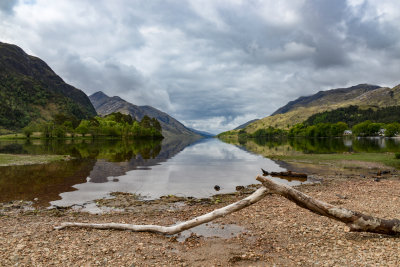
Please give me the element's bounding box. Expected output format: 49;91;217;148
0;42;96;130
187;127;215;137
271;84;380;115
244;84;400;134
89;91;203;138
234;119;259;130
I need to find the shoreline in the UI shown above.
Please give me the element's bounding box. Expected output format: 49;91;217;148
1;162;399;266
0;154;71;167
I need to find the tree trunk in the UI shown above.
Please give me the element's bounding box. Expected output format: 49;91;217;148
55;176;400;236
54;187;269;234
256;175;400;235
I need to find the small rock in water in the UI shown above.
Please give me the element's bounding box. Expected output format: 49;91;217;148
214;185;220;191
236;186;244;191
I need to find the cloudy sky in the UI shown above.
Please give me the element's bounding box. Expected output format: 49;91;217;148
1;0;400;133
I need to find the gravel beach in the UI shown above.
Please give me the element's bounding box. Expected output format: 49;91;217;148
1;168;400;266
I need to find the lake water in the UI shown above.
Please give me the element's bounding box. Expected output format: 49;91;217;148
1;136;398;208
0;138;288;207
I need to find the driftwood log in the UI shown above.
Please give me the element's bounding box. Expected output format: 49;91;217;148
54;187;269;234
261;168;307;179
55;175;400;236
256;175;400;235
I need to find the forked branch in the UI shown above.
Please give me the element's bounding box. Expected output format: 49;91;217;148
257;175;400;235
55;176;400;236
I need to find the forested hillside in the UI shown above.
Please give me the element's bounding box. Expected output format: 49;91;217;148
89;91;203;138
0;42;96;131
305;105;400;127
222;83;400;135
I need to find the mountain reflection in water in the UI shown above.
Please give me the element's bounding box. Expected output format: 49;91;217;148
0;137;185;206
1;137;337;208
51;138;288;207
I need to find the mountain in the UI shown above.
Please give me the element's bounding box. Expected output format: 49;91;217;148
229;83;400;134
89;91;202;138
0;42;96;130
187;127;215;137
271;84;381;115
234;119;259;130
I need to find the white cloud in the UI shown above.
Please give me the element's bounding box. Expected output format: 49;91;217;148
1;0;400;133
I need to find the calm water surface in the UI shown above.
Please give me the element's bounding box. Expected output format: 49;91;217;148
2;136;398;208
52;138;288;207
0;138;289;207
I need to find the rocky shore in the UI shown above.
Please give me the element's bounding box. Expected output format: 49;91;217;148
1;167;400;266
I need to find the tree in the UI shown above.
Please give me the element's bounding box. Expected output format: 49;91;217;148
140;115;152;129
75;120;89;137
151;118;162;132
330;122;348;137
385;122;400;137
22;123;36;138
52;125;66;138
352;121;371;137
367;123;382;136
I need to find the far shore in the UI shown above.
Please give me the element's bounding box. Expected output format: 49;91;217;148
0;154;71;167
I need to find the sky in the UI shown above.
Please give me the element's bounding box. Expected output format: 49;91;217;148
1;0;400;134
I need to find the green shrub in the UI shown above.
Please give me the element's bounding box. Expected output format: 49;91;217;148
395;153;400;159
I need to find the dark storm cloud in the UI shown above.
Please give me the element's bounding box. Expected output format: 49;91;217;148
0;0;17;15
1;0;400;133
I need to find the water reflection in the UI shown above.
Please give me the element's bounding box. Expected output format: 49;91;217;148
246;136;400;154
0;137;188;206
0;159;94;207
52;138;289;207
7;136;392;207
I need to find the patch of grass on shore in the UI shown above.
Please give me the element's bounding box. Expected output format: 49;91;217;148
0;154;70;166
0;133;27;139
269;152;400;169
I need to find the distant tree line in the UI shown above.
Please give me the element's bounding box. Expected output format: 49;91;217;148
305;105;400;127
226;105;400;140
22;112;163;139
234;120;400;139
288;122;348;137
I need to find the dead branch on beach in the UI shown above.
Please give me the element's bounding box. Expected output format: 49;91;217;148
257;175;400;235
54;187;270;234
55;175;400;236
261;168;308;179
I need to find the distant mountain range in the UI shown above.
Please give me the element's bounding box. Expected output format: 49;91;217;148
0;42;96;130
89;91;208;138
0;42;209;138
224;83;400;134
187;127;215;137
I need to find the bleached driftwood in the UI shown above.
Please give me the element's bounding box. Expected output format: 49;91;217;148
257;175;400;235
54;187;269;234
55;175;400;236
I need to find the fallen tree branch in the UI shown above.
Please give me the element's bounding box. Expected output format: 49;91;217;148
257;175;400;235
55;175;400;236
261;168;307;179
54;187;269;234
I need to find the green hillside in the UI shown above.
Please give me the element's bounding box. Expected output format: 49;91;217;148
89;91;204;139
240;84;400;134
305;105;400;127
0;42;96;131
